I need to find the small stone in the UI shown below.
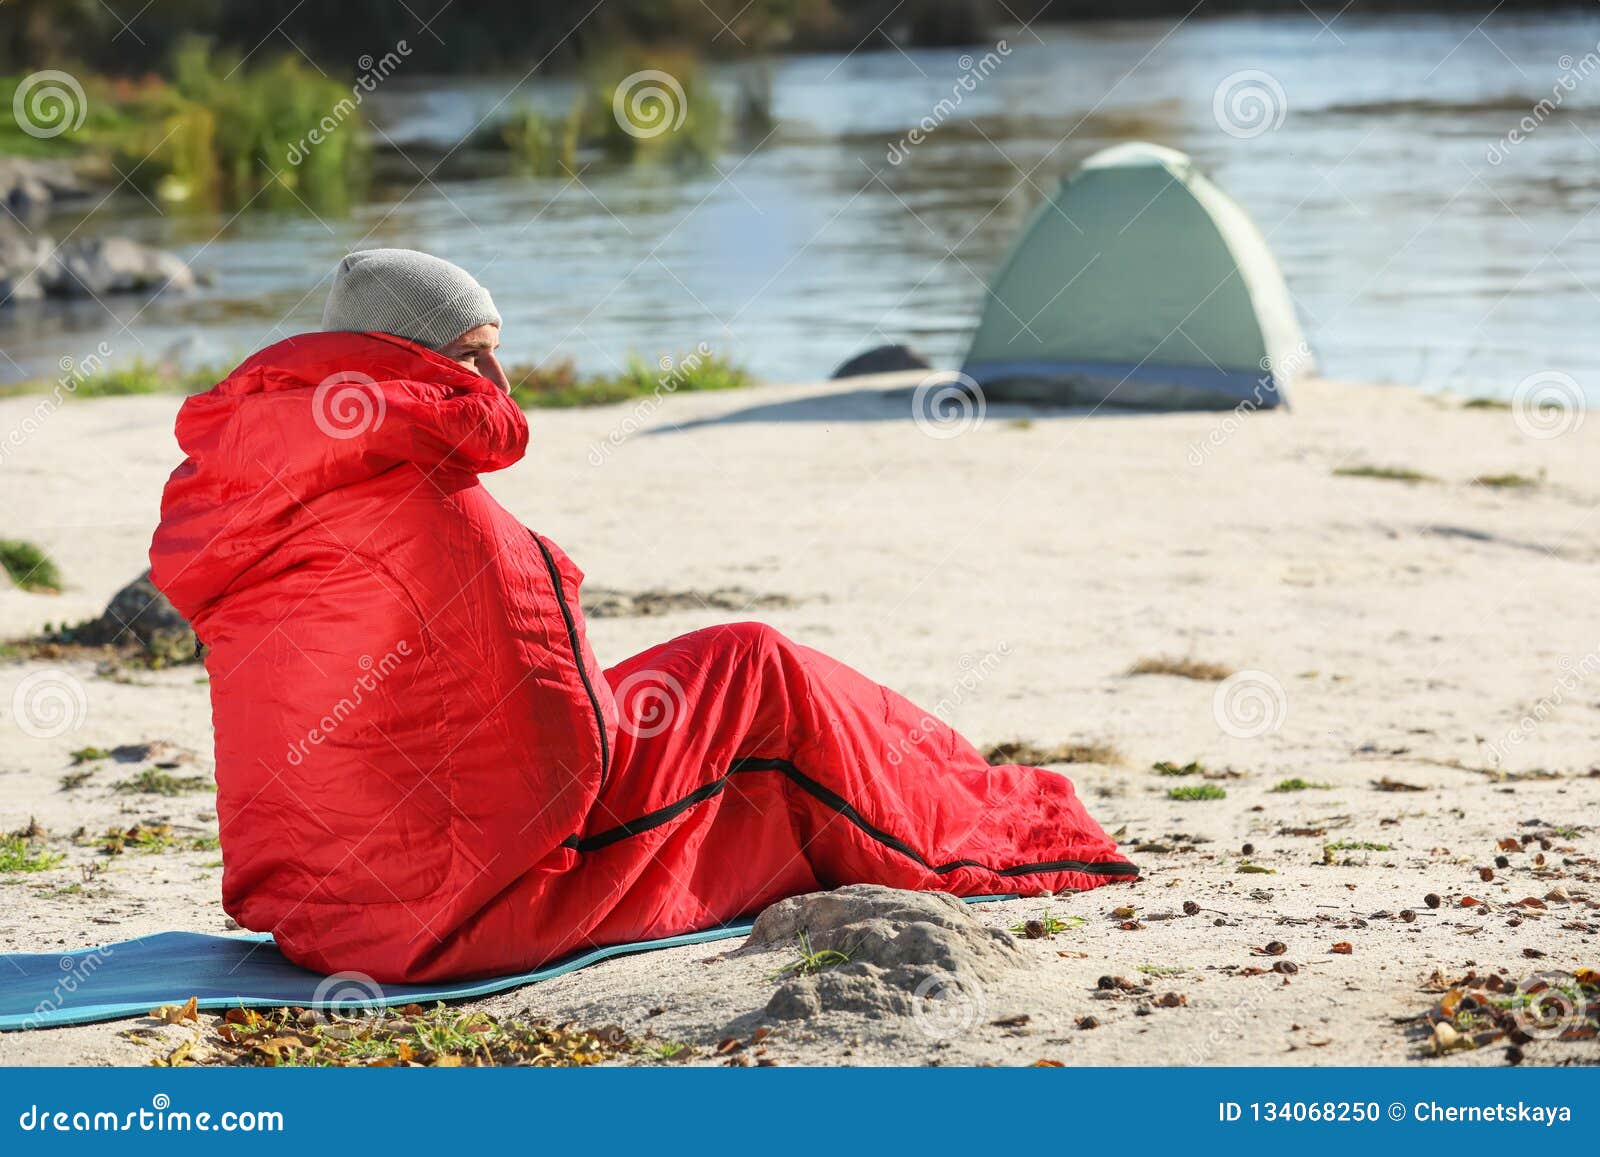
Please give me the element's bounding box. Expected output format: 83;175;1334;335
1425;893;1442;909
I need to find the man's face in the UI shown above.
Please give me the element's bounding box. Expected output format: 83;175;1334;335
437;324;509;392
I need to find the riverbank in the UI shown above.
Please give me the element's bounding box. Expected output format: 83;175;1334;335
0;373;1596;1065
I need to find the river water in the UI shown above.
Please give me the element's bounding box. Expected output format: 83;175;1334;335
4;13;1597;400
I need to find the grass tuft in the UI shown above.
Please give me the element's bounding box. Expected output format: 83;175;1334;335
984;740;1123;767
1127;656;1233;681
1332;465;1436;483
0;834;64;874
0;540;62;593
1271;777;1333;793
1471;472;1540;490
1009;914;1086;938
770;930;850;980
506;350;753;409
167;1003;636;1068
114;768;214;796
1167;784;1227;802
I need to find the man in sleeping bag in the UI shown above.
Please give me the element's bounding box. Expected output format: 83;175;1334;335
148;248;1136;983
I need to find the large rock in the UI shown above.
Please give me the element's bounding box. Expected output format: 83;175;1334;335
0;158;88;218
45;237;196;298
0;231;55;302
830;343;931;379
68;571;196;663
745;885;1025;1026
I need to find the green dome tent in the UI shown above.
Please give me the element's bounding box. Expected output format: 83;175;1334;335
961;142;1311;410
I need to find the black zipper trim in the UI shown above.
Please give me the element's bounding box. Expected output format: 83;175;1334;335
563;754;1138;879
532;533;610;789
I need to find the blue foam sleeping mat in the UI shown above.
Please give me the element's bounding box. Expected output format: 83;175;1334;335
0;895;1015;1030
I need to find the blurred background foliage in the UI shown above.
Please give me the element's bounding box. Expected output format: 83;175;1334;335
2;0;998;73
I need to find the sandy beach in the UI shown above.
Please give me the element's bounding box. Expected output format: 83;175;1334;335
0;372;1596;1067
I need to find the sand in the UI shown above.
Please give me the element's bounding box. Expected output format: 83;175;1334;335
0;373;1596;1067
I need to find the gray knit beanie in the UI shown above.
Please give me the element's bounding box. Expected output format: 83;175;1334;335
321;248;500;350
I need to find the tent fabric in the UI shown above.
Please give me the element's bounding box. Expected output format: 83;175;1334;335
147;332;1137;985
962;141;1311;410
0;896;1019;1031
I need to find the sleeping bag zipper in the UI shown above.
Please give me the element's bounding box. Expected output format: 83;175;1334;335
532;532;611;789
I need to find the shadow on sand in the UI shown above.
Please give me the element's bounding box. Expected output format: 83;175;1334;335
642;384;1125;434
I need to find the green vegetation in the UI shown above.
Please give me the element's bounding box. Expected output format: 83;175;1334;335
1472;472;1540;490
1332;465;1436;483
1127;656;1234;681
1153;759;1205;777
163;1002;635;1067
70;747;112;764
0;540;61;593
1009;914;1085;938
2;351;748;410
0;357;225;403
495;106;581;177
485;51;737;175
92;823;214;855
0;833;63;874
506;351;753;409
1461;397;1510;410
57;358;225;397
1322;839;1391;864
770;930;850;979
984;740;1123;767
114;768;214;796
2;40;368;210
584;51;723;166
1271;777;1332;793
1167;784;1227;801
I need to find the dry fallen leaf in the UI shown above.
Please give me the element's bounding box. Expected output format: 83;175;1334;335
148;996;199;1025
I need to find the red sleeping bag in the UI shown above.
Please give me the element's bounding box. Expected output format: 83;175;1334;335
149;332;1136;982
